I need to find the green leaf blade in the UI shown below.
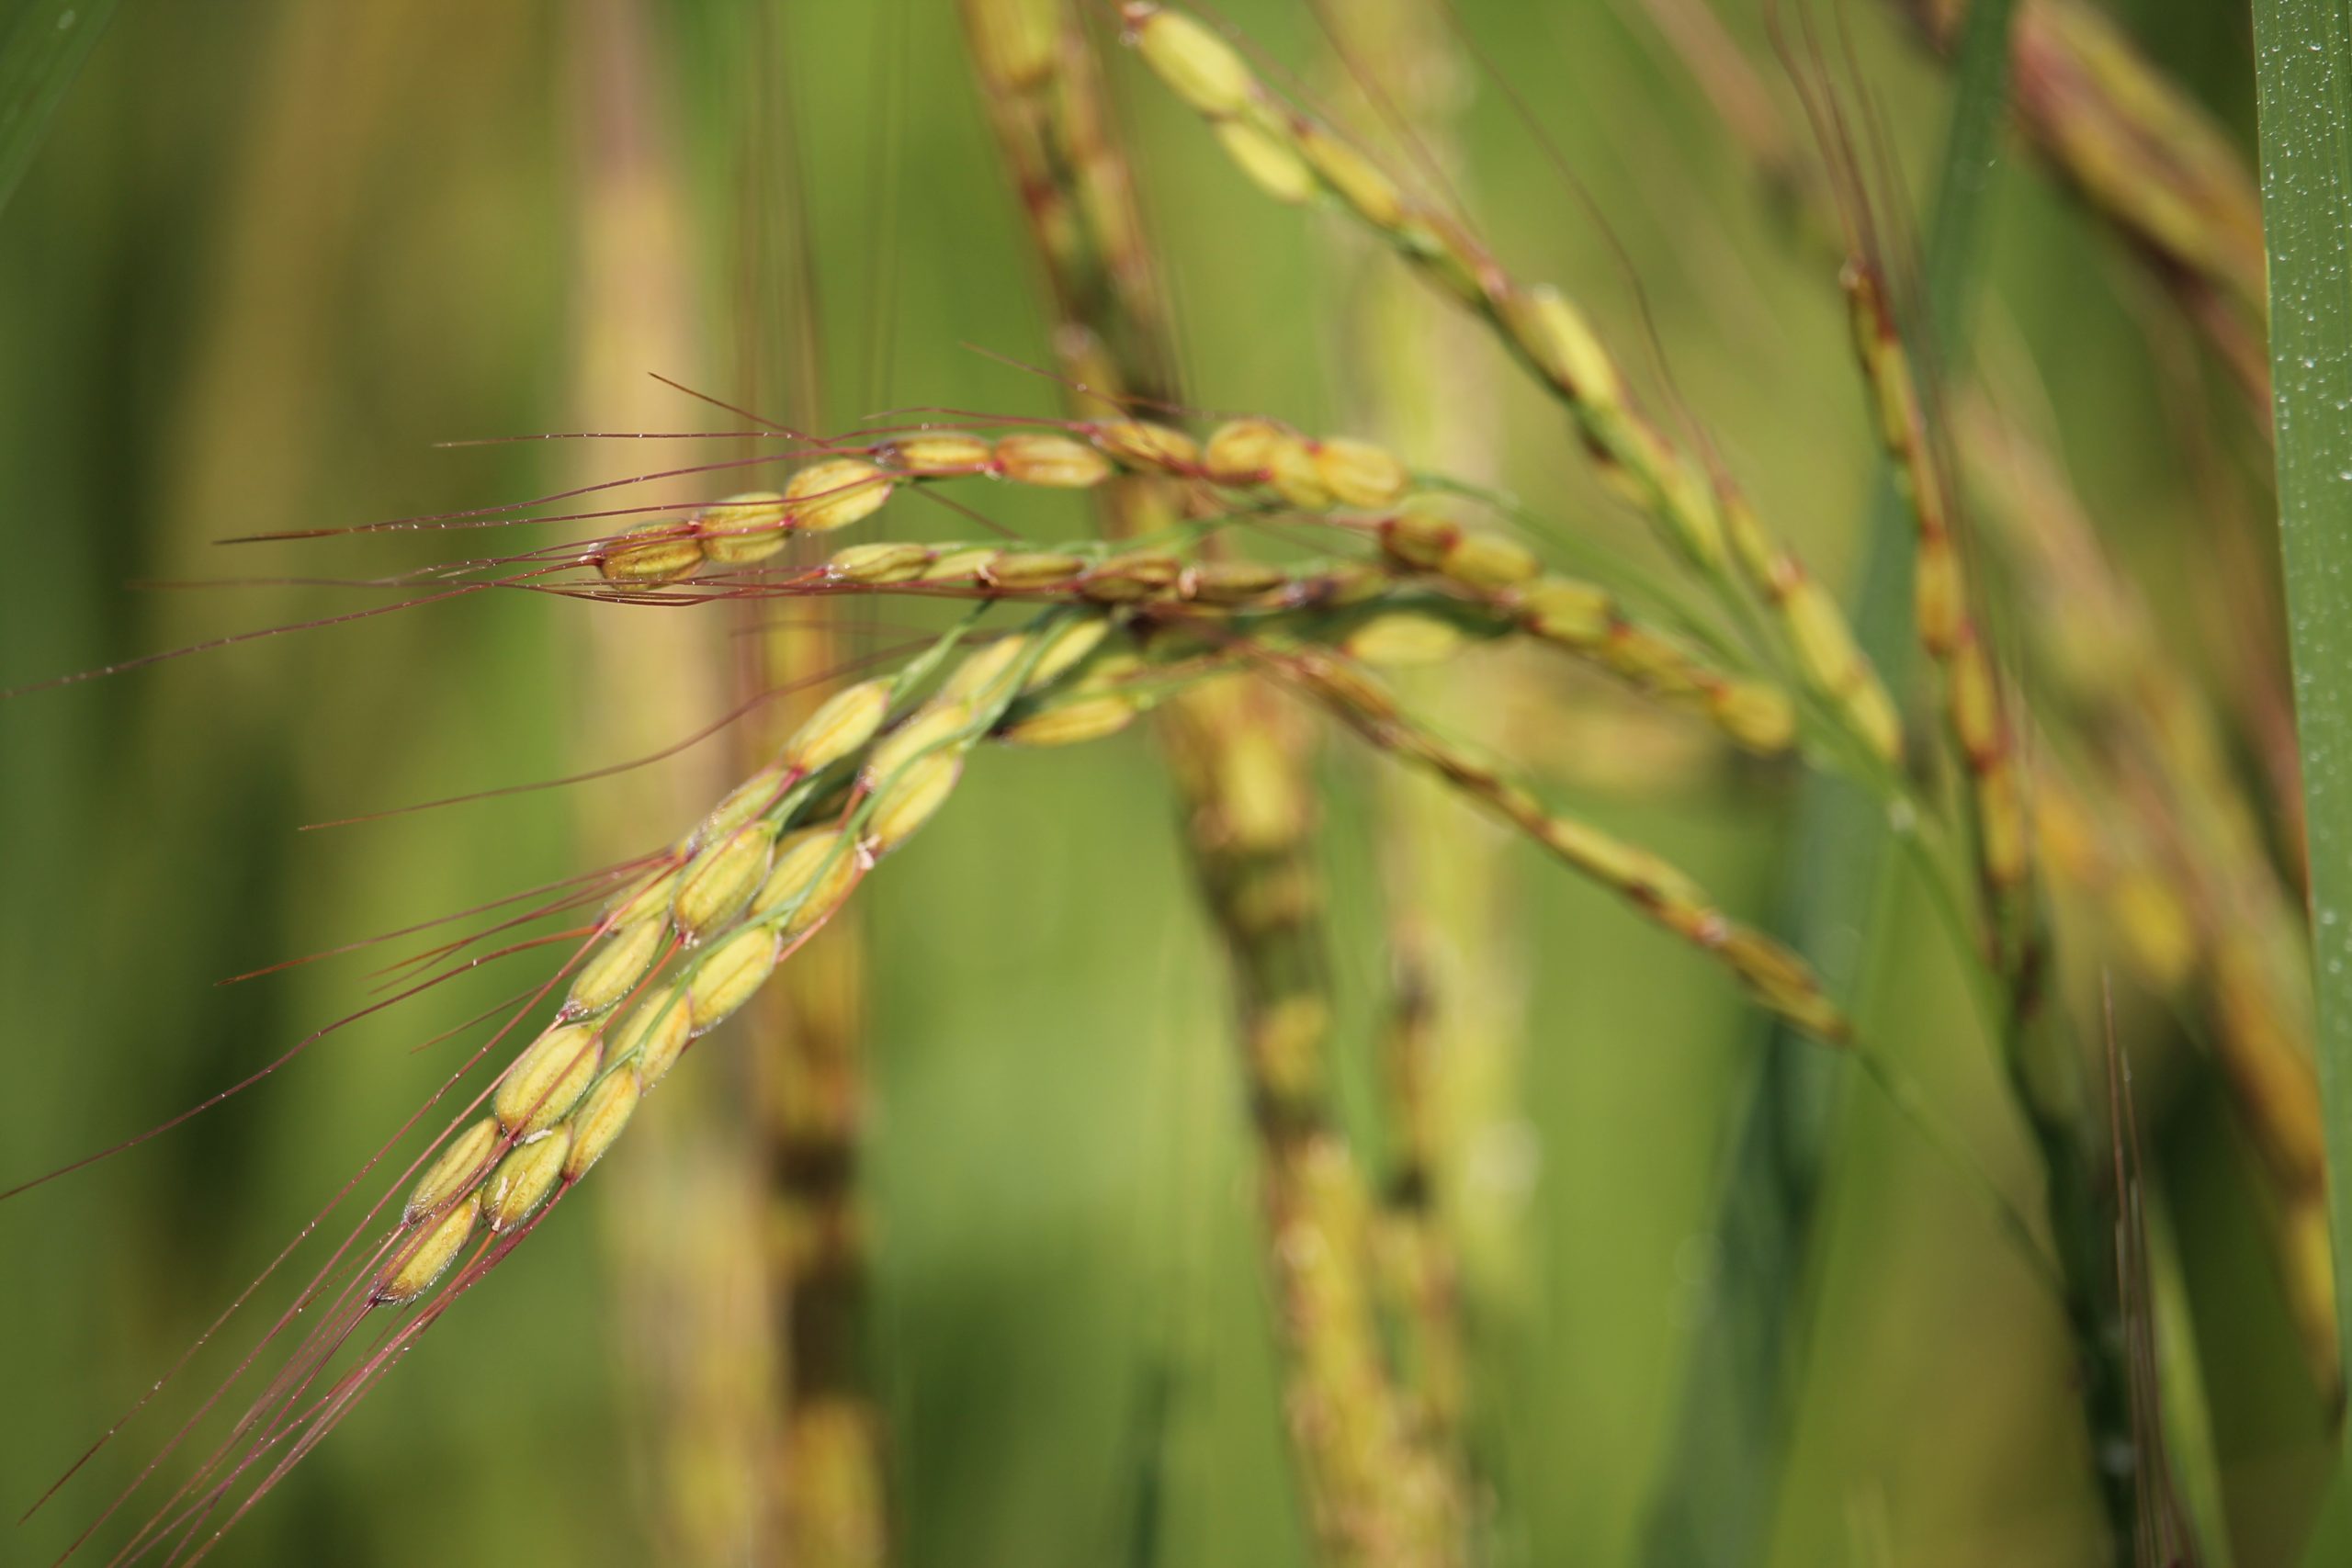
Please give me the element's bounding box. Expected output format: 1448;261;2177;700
2252;0;2352;1478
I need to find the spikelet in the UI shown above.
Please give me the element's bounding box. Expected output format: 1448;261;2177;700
1082;551;1185;601
597;521;705;585
1091;418;1201;471
405;1118;503;1223
865;751;965;854
1379;509;1458;570
1785;577;1905;761
688;924;784;1032
377;1195;479;1304
484;1130;571;1233
1344;612;1464;667
1711;682;1798;753
563;1071;642;1179
786;458;895;533
830;542;935;583
1295;119;1408;229
1216;119;1315;202
1436;532;1538;590
1002;694;1139;747
605;863;682;926
887;431;995;474
1265;435;1335;509
867;702;974;784
494;1023;604;1138
993;433;1113;488
752;829;863;937
982;551;1089;588
944;638;1034;705
783;680;894;773
567;918;668;1018
1204;417;1286;483
1025;616;1111;689
614;984;693;1088
1183;559;1287;604
705;766;790;840
697;491;792;566
1126;6;1256;117
1516;580;1626;648
673;823;777;939
1311;437;1410;507
1503;285;1624;408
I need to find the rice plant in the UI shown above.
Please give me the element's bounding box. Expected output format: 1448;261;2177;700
0;0;2343;1564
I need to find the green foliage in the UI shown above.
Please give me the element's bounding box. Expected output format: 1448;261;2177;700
0;0;117;218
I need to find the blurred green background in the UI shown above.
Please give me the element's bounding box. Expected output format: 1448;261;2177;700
0;2;2319;1564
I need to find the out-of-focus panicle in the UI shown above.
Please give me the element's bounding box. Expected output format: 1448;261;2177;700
1821;109;2151;1532
1118;3;1904;769
1965;397;2336;1394
756;549;888;1565
1317;0;1514;1507
1632;0;2328;1409
1155;682;1465;1566
1891;0;2269;406
722;10;899;1547
960;0;1177;437
562;7;773;1556
758;672;888;1568
1839;264;2030;956
1635;0;2264;406
959;6;1460;1558
2031;767;2197;996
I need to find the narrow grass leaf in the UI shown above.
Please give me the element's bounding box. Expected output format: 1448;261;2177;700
2252;0;2352;1509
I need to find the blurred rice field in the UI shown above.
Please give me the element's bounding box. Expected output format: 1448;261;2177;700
0;2;2328;1565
